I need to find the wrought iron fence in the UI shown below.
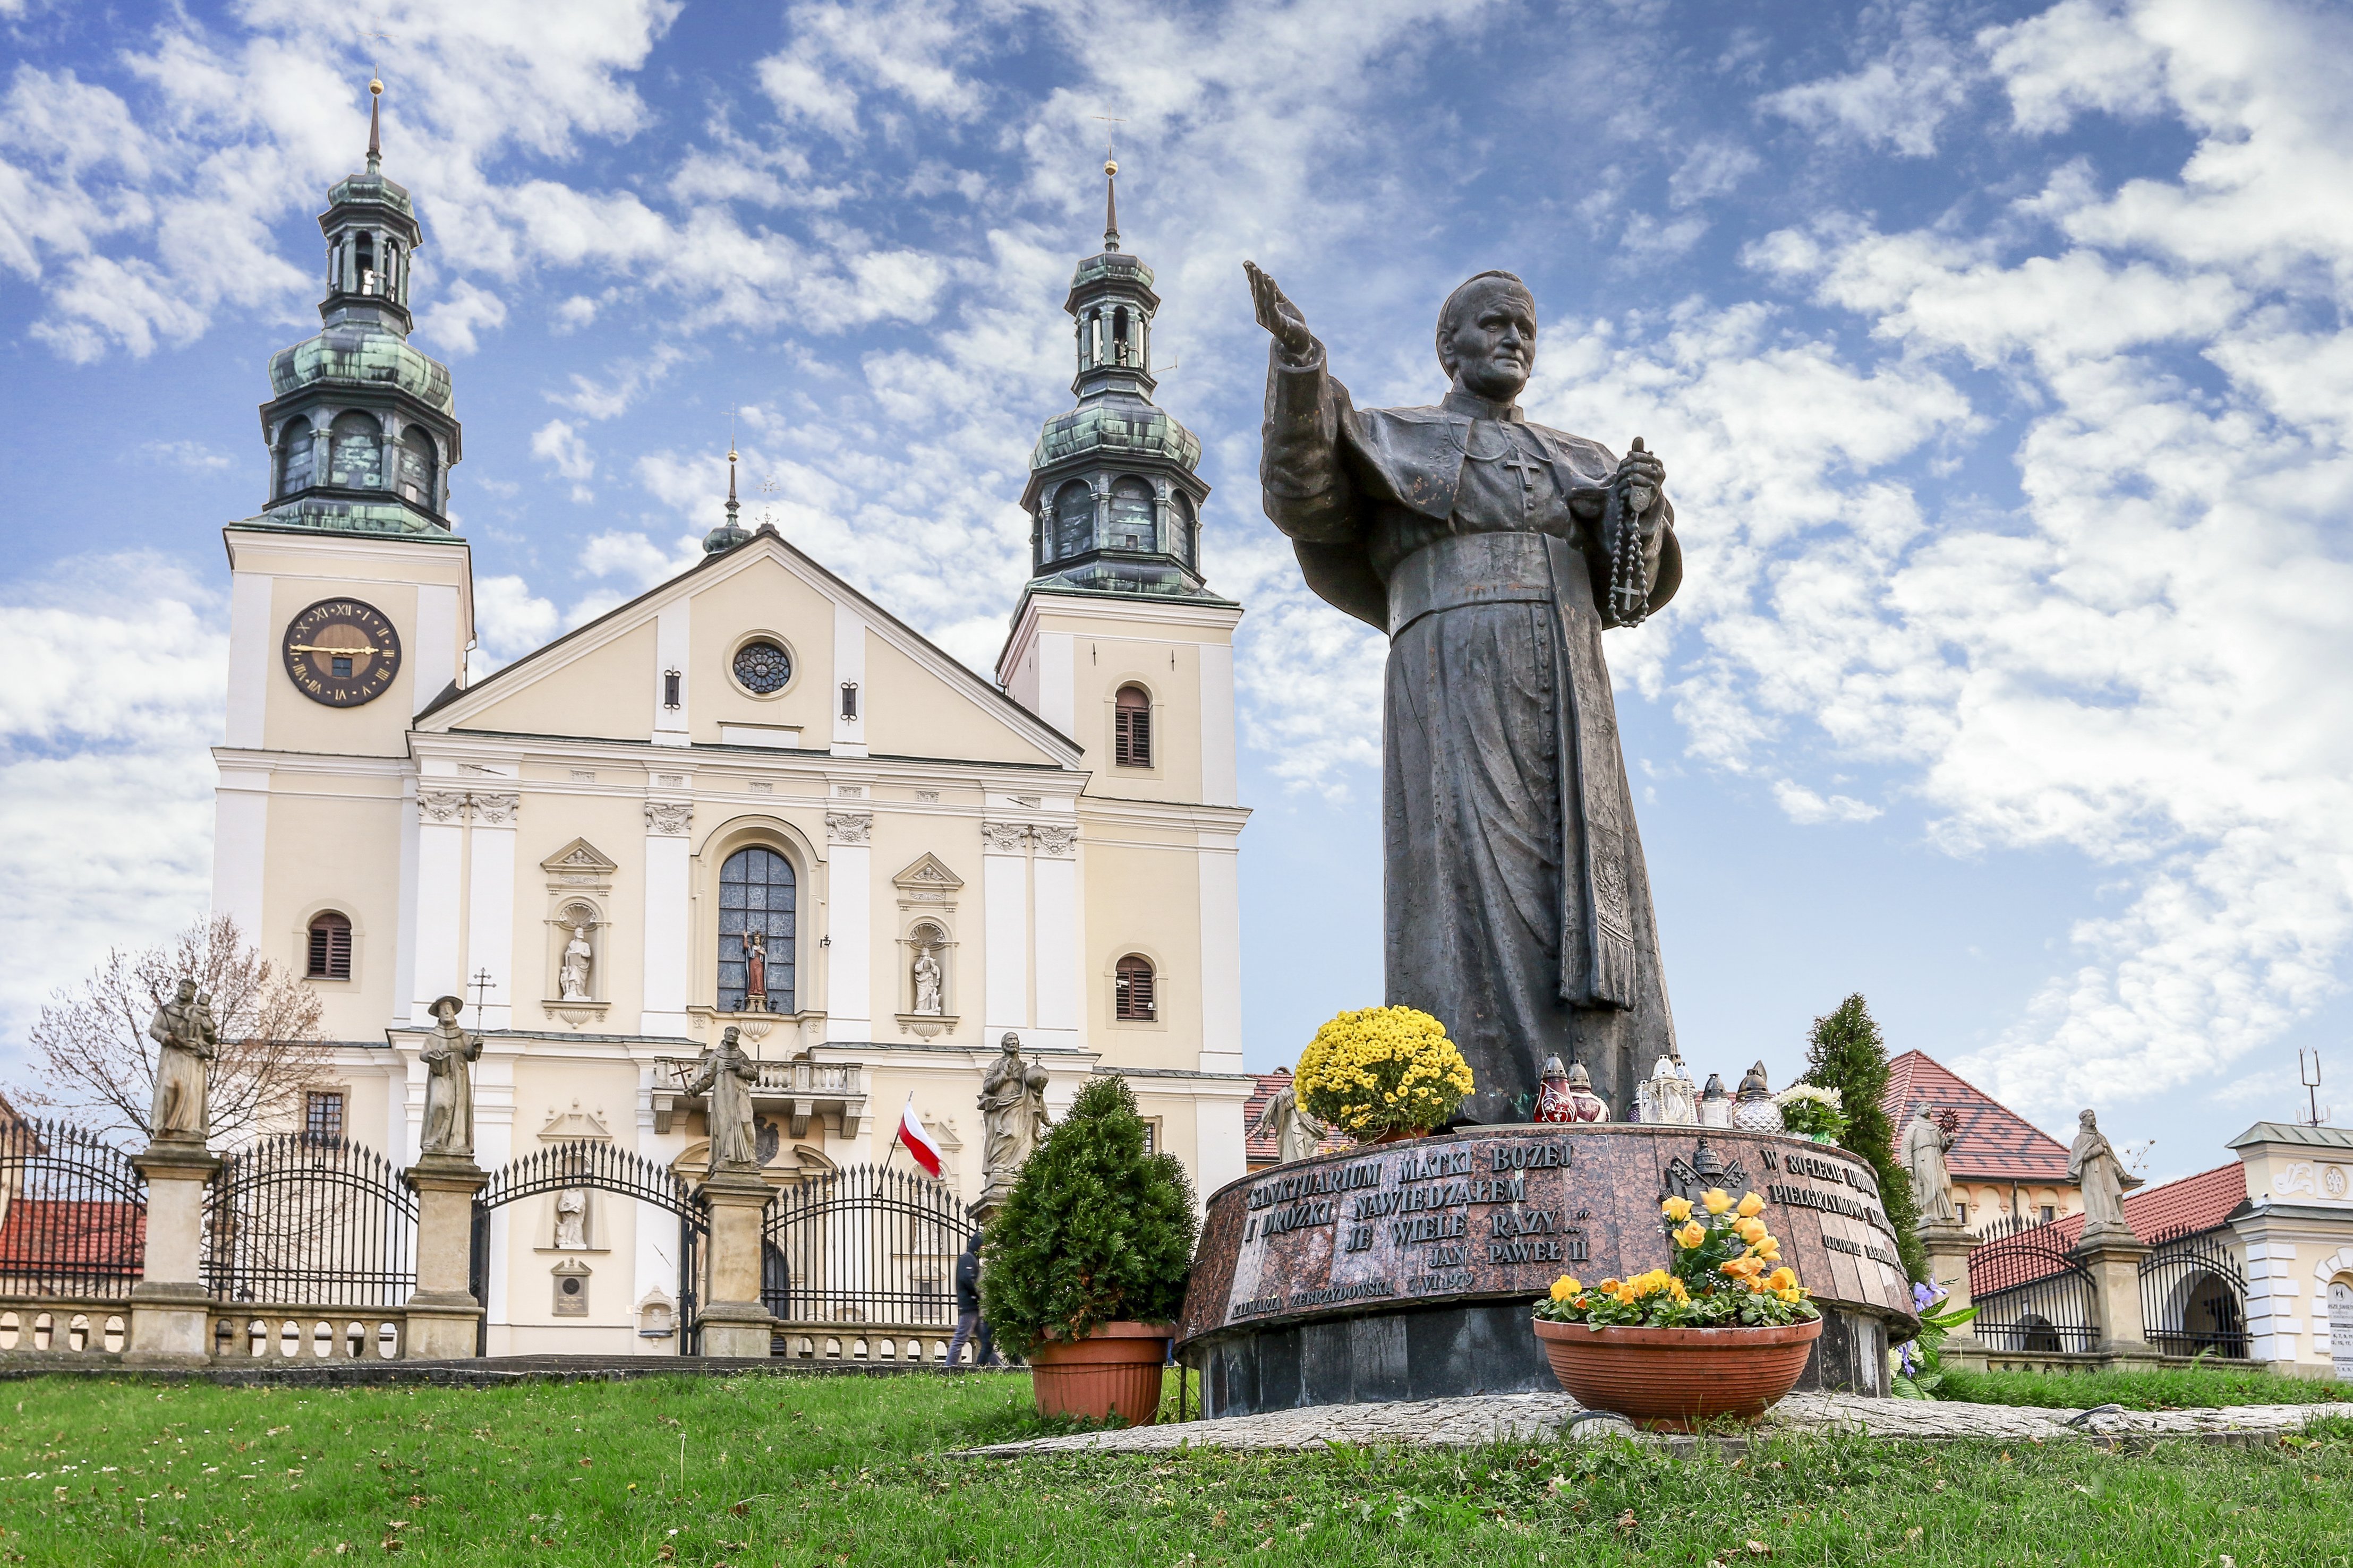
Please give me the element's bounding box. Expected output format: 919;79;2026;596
471;1141;707;1354
1968;1219;2098;1353
0;1118;146;1300
203;1136;416;1308
762;1164;971;1349
2139;1224;2249;1358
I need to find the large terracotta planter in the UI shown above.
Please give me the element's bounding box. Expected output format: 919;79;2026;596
1028;1321;1172;1426
1533;1316;1823;1431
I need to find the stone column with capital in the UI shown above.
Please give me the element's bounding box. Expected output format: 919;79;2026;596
695;1169;779;1357
403;1151;491;1359
2074;1225;2159;1365
126;1141;221;1367
1915;1218;1985;1370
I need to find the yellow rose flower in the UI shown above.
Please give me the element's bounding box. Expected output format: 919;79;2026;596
1752;1238;1781;1262
1550;1275;1582;1302
1674;1221;1706;1249
1736;1192;1764;1218
1660;1196;1694;1222
1702;1188;1733;1214
1735;1216;1767;1245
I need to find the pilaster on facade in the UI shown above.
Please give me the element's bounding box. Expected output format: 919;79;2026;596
640;793;694;1038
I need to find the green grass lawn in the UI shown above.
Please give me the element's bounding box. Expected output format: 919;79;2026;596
1939;1363;2353;1411
0;1372;2347;1567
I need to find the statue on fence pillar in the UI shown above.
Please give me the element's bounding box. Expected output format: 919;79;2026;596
977;1032;1049;1209
146;978;216;1144
1247;262;1682;1122
690;1024;761;1173
1904;1103;1959;1227
419;995;482;1159
2070;1108;2132;1238
1250;1076;1326;1164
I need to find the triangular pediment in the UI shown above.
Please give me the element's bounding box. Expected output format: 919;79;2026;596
415;532;1080;770
541;837;619;876
891;852;964;892
538;1101;612;1142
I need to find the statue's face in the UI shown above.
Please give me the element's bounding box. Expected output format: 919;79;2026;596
176;980;197;1001
1441;280;1537;401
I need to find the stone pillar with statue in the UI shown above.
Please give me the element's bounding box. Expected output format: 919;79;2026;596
404;995;492;1358
126;980;220;1366
2069;1108;2157;1362
688;1025;780;1356
1902;1102;1982;1365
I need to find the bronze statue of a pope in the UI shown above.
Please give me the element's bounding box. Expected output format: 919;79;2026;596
1248;262;1682;1121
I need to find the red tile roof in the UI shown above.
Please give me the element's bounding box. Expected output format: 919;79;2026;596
1883;1050;2074;1184
1242;1070;1355;1167
1970;1163;2248;1294
0;1197;146;1283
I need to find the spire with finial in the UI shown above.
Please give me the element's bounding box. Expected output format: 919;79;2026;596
703;430;754;554
1102;153;1120;253
366;77;383;172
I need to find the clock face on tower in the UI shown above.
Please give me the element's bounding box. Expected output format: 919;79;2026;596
282;598;403;707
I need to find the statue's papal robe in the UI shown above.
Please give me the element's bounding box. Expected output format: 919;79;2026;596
1260;344;1682;1120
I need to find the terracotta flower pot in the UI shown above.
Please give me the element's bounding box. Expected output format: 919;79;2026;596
1366;1126;1430;1145
1028;1321;1172;1427
1532;1316;1823;1432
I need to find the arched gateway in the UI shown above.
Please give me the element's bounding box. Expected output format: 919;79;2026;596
470;1142;709;1355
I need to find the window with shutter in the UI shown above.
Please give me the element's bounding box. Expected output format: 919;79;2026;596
1115;954;1156;1021
1114;685;1152;767
307;912;353;980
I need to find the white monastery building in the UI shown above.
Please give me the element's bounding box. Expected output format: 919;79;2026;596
208;114;1252;1350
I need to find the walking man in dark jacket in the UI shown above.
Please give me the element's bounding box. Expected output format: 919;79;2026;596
948;1231;996;1368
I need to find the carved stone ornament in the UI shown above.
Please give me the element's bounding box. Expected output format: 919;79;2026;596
1030;823;1077;857
472;792;521;826
825;810;874;845
644;800;694;836
419;789;469;824
979;821;1029;853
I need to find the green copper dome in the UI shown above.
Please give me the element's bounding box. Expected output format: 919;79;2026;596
1029;403;1200;474
269;321;454;415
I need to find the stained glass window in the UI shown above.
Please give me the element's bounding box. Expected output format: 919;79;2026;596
718;846;796;1013
733;639;792;695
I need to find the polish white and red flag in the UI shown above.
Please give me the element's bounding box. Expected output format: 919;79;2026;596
895;1093;944;1178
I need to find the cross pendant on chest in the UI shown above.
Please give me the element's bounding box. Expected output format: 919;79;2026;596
1497;440;1549;521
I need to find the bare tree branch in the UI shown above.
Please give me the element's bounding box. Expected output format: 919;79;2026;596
18;914;330;1147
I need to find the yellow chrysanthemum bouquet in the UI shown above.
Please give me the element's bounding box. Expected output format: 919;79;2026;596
1533;1188;1821;1329
1293;1006;1474;1141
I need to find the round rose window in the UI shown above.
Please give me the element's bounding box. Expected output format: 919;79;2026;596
733;639;792;694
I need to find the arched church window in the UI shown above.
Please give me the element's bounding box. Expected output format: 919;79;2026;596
1114;684;1152;767
1053;481;1093;561
1088;309;1103;367
356;232;377;293
398;427;437;507
306;912;352;981
276;418;313;499
718;846;796;1014
1108;477;1154;552
1112;306;1131;365
1172;493;1197;570
1114;954;1156;1021
329;412;383;490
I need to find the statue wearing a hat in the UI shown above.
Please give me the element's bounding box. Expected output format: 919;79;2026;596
419;995;482;1159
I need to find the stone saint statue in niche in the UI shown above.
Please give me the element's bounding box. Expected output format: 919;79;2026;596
913;949;944;1016
1247;262;1681;1123
559;923;593;1002
1250;1077;1326;1164
741;930;769;1010
977;1033;1050;1207
419;995;482;1158
688;1024;760;1173
1904;1103;1959;1226
146;978;216;1143
2070;1108;2130;1236
554;1188;589;1249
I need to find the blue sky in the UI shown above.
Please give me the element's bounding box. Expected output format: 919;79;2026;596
4;0;2351;1181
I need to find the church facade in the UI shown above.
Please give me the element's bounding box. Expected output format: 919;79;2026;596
207;117;1251;1352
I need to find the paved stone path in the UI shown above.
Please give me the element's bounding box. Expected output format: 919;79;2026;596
959;1392;2332;1458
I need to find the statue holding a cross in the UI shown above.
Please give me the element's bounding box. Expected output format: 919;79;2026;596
1246;262;1685;1123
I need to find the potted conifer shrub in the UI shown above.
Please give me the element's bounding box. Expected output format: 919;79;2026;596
980;1076;1197;1425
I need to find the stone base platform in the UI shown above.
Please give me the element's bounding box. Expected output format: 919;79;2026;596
959;1391;2331;1459
0;1353;1027;1389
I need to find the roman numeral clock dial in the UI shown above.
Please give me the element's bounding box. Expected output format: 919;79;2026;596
282;598;402;707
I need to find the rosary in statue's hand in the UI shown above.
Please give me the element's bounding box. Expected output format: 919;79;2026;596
1243;260;1315;358
1615;439;1668;531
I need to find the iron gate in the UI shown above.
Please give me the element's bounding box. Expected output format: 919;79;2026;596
2139;1224;2249;1357
203;1135;416;1307
1968;1222;2098;1353
762;1164;971;1359
472;1141;706;1355
0;1118;146;1300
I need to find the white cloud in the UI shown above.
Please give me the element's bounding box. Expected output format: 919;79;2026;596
1981;0;2167;134
138;439;232;472
531;417;596;494
1772;781;1883;825
471;573;559;666
1761;5;1977;157
417;276;507;355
